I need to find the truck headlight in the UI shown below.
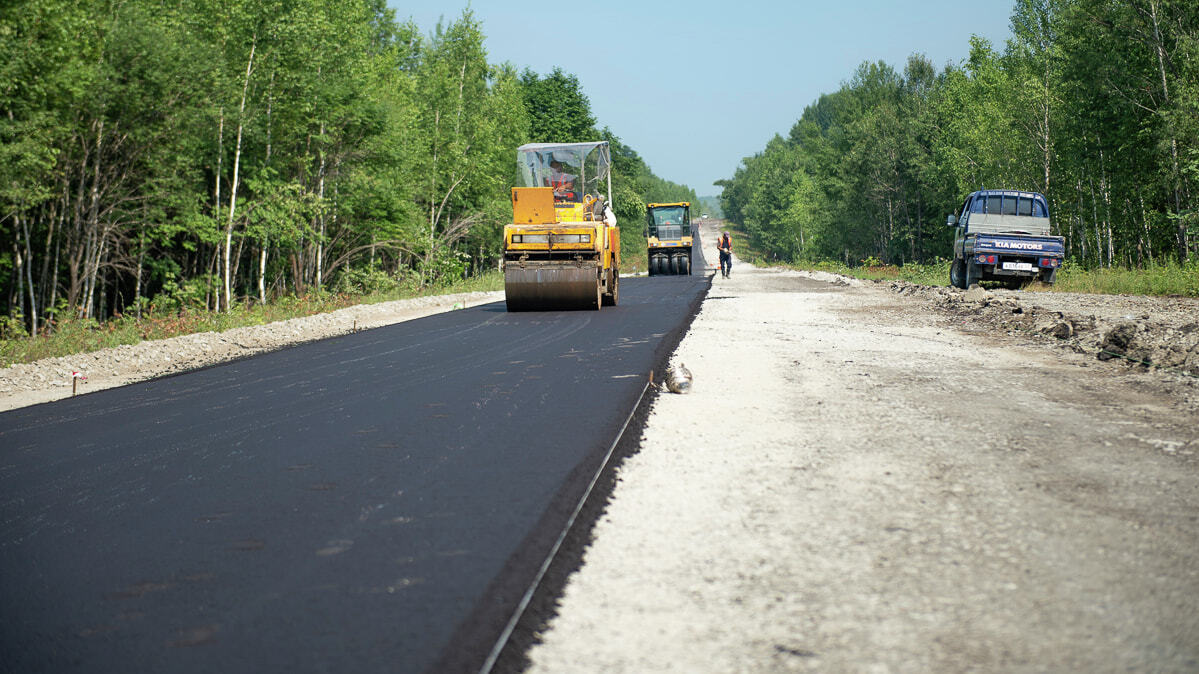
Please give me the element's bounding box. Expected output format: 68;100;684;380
514;234;548;244
550;234;590;244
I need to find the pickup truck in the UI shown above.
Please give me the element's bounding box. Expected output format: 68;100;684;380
947;189;1065;289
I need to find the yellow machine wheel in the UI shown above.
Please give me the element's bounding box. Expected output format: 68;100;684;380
504;264;603;312
602;270;619;306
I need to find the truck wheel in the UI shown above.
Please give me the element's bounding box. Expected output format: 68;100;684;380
669;256;679;275
965;260;979;288
950;258;967;289
680;256;691;275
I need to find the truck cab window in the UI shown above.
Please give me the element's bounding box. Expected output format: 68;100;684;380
1002;196;1018;215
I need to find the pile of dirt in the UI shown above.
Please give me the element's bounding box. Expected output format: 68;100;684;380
879;279;1199;379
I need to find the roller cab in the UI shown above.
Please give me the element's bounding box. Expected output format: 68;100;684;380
504;142;620;311
646;202;693;275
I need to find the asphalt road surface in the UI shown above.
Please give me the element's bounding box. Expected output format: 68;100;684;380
0;273;708;673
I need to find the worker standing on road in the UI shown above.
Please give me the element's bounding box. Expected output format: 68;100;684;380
717;231;733;278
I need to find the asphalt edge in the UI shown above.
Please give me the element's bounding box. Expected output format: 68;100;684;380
492;274;713;673
427;274;713;674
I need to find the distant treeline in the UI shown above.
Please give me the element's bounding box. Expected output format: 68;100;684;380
0;1;696;334
718;0;1198;269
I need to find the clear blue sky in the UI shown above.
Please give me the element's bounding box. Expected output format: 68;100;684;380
387;0;1017;197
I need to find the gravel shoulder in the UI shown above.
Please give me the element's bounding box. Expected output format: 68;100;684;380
523;223;1199;672
0;291;502;412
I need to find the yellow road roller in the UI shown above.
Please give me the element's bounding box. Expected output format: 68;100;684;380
503;142;620;311
645;202;692;275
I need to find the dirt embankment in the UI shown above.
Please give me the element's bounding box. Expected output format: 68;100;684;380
879;279;1199;380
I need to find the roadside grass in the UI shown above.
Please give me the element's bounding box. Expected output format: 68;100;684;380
1051;262;1199;297
727;226;1199;297
0;272;503;367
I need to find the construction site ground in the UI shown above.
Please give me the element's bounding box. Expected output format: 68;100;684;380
1;226;1197;671
523;220;1198;672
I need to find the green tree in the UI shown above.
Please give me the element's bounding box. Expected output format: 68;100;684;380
519;67;596;143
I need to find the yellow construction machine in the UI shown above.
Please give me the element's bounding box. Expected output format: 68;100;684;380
503;142;620;311
646;202;692;275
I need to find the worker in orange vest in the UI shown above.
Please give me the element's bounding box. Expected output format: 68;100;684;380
548;160;577;202
717;231;733;278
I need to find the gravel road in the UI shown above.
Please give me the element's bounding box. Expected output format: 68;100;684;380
523;221;1198;672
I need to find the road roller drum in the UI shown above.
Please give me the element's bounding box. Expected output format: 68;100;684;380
505;263;601;311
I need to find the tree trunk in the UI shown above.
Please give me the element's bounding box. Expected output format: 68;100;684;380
20;214;39;334
224;36;256;312
38;199;57;321
82;119;104;319
215;106;223;233
258;244;267;304
13;241;24;328
49;221;60;324
135;229;145;319
1144;0;1186;262
316;121;326;290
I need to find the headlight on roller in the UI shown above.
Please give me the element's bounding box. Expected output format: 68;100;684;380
550;234;591;244
513;234;548;244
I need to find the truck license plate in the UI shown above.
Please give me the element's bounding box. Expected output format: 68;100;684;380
1003;262;1034;271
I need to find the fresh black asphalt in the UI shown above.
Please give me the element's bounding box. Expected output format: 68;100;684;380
0;273;709;673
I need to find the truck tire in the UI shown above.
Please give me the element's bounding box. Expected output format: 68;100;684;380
680;256;691;275
950;258;968;289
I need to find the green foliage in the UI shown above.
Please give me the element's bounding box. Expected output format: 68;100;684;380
0;270;505;367
1056;261;1199;297
0;0;704;346
519;68;596;142
330;267;407;295
718;0;1199;277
